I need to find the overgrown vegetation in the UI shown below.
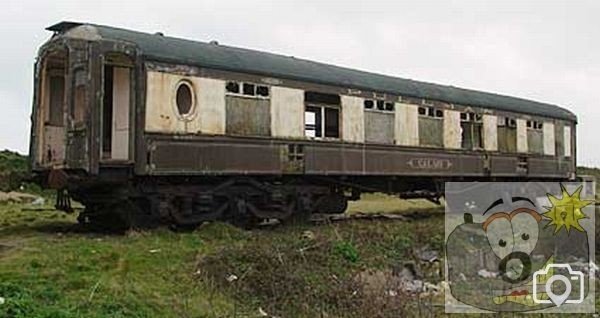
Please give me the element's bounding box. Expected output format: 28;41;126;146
0;155;598;317
0;150;29;192
0;196;449;317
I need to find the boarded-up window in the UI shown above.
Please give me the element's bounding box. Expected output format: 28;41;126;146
418;106;443;147
497;117;517;153
225;95;271;136
72;69;87;125
365;111;394;144
554;123;564;158
48;75;65;126
461;112;483;149
527;120;544;154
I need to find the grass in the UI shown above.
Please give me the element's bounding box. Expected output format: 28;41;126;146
0;195;447;317
0;193;598;317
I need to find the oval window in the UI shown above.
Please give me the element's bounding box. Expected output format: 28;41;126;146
175;81;194;116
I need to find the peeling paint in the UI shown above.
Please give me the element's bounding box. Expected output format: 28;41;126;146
395;103;418;146
543;122;555;156
564;125;572;157
443;110;461;149
271;87;304;138
145;71;225;134
516;118;528;153
483;115;498;151
341;95;365;143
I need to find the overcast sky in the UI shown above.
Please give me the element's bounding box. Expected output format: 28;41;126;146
1;0;598;166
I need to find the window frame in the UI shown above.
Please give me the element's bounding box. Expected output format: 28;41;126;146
304;103;340;140
225;80;270;100
173;80;196;120
460;112;483;150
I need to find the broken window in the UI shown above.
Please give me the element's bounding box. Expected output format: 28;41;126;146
47;75;65;126
461;112;483;150
227;81;269;98
72;68;87;125
226;81;240;94
527;120;544;154
497;116;517;153
304;91;340;139
225;82;270;136
304;106;340;138
256;85;269;97
243;83;255;96
364;99;394;112
418;106;443;147
385;102;394;111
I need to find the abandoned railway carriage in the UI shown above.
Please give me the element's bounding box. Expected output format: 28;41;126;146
30;22;578;227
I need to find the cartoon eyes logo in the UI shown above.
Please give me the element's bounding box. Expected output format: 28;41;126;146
483;209;541;260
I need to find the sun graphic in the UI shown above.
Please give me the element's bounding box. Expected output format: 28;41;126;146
543;184;594;234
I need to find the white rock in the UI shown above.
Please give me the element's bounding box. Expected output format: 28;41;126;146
258;307;269;316
477;269;498;278
226;274;238;282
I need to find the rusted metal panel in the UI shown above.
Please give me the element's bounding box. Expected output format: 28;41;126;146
490;156;518;176
304;144;364;174
364;111;394;144
528;157;561;178
141;134;570;179
225;96;270;136
149;139;281;174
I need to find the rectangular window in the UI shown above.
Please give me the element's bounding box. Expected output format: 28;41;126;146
418;106;444;147
226;81;240;94
324;108;340;138
48;75;65;126
461;112;483;150
305;106;322;138
256;85;269;97
497;116;517;153
304;106;340;139
527;120;544;154
243;83;255;96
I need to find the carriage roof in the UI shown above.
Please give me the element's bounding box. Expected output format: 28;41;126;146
47;21;577;122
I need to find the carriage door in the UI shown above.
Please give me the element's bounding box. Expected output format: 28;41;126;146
102;61;132;161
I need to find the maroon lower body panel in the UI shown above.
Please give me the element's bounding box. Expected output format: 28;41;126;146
143;134;573;179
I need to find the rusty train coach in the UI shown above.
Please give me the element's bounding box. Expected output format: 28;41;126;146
30;21;577;227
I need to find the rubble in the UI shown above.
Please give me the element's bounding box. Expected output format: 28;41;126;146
0;191;41;204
